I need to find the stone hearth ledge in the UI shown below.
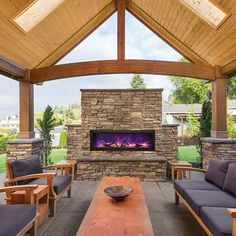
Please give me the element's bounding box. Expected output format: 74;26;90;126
77;156;167;162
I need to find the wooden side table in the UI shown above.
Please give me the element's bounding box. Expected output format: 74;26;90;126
11;185;49;226
168;160;192;180
57;160;77;180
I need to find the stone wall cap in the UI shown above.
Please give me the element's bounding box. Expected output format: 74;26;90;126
162;124;179;127
80;89;163;92
66;123;81;127
201;137;236;144
77;156;167;162
7;138;44;144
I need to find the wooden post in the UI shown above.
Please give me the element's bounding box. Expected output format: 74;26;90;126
19;70;35;138
116;0;126;60
211;71;228;138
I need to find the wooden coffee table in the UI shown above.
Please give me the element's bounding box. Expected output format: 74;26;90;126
77;176;154;236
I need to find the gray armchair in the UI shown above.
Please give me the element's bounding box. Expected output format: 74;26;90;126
0;185;38;236
5;155;72;217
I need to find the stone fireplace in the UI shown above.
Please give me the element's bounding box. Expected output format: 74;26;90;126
67;89;178;181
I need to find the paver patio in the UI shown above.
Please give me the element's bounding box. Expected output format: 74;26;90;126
36;180;206;236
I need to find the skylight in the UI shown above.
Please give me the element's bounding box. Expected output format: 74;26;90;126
178;0;228;28
12;0;65;33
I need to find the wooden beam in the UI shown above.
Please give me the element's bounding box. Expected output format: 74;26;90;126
19;70;35;139
221;60;236;75
30;60;215;83
211;68;228;138
0;56;25;78
116;0;126;60
126;1;210;66
35;2;116;68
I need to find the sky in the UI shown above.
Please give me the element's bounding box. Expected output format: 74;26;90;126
0;12;182;118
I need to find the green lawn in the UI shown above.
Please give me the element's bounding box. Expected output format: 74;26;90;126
0;149;67;173
178;145;200;163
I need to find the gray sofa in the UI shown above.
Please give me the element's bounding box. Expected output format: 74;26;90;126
174;159;236;236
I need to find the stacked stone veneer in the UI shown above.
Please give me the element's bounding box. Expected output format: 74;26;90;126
201;138;236;168
7;138;44;160
67;89;178;181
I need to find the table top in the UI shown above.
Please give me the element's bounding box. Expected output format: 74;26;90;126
77;176;154;236
168;160;192;166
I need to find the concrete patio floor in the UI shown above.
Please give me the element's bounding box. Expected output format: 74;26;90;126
38;180;206;236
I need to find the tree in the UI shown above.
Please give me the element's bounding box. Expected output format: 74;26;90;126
130;74;146;89
227;113;236;138
186;108;200;137
228;76;236;99
169;76;210;104
169;59;236;104
37;105;56;165
200;91;212;137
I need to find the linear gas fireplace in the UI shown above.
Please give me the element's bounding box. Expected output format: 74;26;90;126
90;130;155;151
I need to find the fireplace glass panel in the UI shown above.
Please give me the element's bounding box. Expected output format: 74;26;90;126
90;130;155;151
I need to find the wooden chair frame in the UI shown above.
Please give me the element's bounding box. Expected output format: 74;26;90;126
174;167;236;236
0;185;39;236
5;161;73;217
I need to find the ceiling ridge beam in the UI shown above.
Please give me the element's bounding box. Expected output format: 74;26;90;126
0;55;25;79
35;1;116;68
30;59;215;83
116;0;126;60
126;1;210;66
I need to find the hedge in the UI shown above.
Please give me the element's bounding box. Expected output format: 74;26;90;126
59;130;67;148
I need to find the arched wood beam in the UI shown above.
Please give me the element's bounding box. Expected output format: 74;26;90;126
30;60;215;83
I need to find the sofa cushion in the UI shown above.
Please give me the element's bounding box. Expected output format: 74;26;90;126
201;207;232;236
205;159;231;189
223;163;236;197
11;155;43;184
28;175;72;194
0;204;36;236
184;190;236;216
174;180;221;198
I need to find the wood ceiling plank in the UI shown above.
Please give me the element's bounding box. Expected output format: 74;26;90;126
30;60;216;83
36;1;116;68
0;0;112;69
0;55;25;78
127;0;209;65
221;60;236;75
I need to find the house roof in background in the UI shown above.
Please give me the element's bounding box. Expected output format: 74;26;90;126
163;100;236;115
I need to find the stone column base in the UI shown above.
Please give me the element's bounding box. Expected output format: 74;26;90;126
201;137;236;168
7;138;44;160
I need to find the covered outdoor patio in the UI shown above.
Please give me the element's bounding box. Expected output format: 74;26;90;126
1;0;236;235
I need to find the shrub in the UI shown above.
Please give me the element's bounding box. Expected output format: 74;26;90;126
59;130;67;148
0;134;18;152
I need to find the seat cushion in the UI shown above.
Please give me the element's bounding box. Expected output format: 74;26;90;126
223;163;236;197
205;159;231;189
184;190;236;216
0;204;36;236
11;155;43;184
28;175;72;194
174;180;221;198
201;207;232;236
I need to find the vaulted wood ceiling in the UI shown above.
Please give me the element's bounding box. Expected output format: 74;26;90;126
0;0;236;77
